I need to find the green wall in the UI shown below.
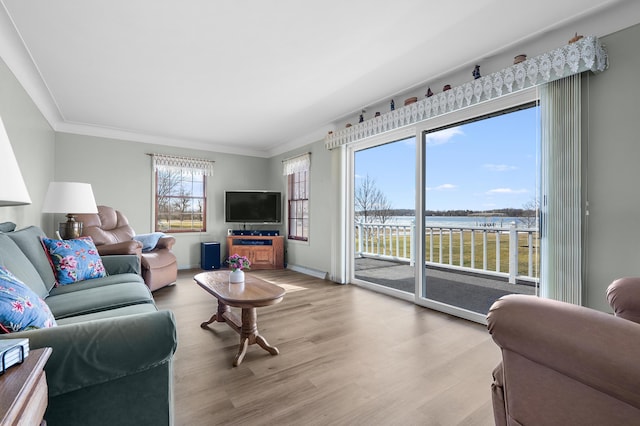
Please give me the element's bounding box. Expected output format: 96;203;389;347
0;57;55;229
54;132;275;269
268;140;333;277
583;22;640;311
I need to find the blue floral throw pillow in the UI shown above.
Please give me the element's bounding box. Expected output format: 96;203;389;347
0;266;57;333
42;236;106;285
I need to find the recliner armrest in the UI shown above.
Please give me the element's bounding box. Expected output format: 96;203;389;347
487;294;640;409
607;277;640;324
97;240;143;256
154;235;176;251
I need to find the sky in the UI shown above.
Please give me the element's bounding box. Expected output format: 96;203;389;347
354;106;539;211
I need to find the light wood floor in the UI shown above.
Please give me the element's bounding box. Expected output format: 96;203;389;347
153;269;500;426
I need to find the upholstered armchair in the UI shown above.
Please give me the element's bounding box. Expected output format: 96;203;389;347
607;276;640;323
487;293;640;425
76;205;178;291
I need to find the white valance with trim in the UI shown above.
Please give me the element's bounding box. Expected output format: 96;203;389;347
325;36;608;150
150;153;215;176
282;153;311;175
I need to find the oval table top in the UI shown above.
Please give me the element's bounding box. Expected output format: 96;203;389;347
194;271;285;308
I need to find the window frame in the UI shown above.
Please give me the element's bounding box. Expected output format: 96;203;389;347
287;169;309;242
154;167;207;233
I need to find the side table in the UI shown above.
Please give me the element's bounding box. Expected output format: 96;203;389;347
0;347;52;426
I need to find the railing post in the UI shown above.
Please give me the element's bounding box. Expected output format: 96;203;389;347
509;222;517;284
356;223;363;255
471;230;475;269
483;230;488;270
448;229;453;265
528;231;533;277
459;229;464;267
410;221;415;267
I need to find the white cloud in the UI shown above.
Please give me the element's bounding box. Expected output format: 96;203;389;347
486;188;528;195
424;126;463;146
483;163;517;172
427;183;457;191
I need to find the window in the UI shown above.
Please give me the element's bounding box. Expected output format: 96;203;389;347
151;154;214;233
287;170;309;241
283;153;311;242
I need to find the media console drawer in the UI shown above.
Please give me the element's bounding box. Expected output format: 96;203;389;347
235;239;273;246
227;236;284;269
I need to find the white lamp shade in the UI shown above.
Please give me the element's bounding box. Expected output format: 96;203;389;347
42;182;98;214
0;116;31;206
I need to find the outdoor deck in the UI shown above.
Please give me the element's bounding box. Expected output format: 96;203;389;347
354;257;537;314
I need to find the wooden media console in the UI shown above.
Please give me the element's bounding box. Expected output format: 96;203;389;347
226;235;284;269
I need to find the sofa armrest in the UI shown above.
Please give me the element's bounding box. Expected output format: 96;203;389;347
487;294;640;409
2;310;177;396
97;240;142;256
101;254;141;275
607;277;640;324
154;235;176;251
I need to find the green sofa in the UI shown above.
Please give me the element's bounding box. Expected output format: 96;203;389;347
0;226;177;426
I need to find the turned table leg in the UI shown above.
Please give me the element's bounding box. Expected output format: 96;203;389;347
200;301;230;328
232;308;279;366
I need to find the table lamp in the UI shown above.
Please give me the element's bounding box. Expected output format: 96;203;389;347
42;182;98;239
0;116;31;206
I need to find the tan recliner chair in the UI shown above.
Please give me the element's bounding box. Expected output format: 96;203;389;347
487;289;640;425
76;205;178;291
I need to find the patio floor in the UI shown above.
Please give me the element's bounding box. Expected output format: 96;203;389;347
354;257;536;314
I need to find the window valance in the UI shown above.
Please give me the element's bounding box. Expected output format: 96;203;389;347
325;36;608;150
150;153;215;176
282;153;311;175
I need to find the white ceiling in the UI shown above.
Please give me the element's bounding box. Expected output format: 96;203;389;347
0;0;636;157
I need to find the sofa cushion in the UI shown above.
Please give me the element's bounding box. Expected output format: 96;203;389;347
47;273;144;297
0;266;57;333
55;303;158;325
42;236;106;285
6;226;57;292
0;234;49;298
45;282;154;319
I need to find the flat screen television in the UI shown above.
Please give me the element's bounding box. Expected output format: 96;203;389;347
225;190;282;224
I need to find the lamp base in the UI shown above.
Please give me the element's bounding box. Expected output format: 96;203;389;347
59;221;83;240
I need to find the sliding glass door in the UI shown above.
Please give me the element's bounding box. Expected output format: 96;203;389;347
352;136;416;297
418;104;540;320
348;92;541;323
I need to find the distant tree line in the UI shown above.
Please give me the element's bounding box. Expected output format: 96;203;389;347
380;208;537;217
355;175;539;228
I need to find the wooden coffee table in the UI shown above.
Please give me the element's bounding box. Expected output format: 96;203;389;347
194;271;285;366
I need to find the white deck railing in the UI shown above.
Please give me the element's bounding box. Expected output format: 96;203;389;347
355;221;539;284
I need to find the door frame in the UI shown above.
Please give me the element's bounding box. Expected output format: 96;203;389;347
345;88;539;324
414;88;539;323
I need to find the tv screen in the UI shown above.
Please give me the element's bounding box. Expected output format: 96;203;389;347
225;191;282;224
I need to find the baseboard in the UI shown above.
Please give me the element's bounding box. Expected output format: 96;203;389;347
179;264;201;271
286;264;328;280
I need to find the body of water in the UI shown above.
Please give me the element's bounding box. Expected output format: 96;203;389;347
374;215;535;228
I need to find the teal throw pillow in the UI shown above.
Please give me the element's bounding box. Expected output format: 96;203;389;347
42;236;106;285
0;266;57;333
